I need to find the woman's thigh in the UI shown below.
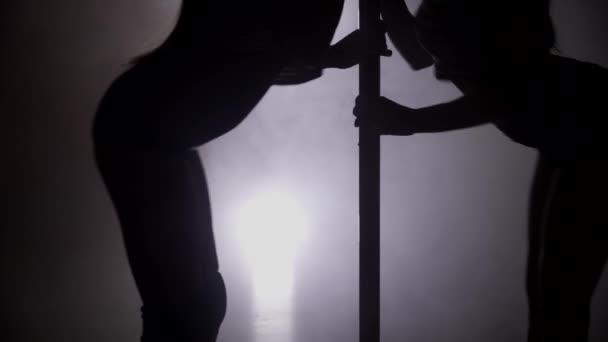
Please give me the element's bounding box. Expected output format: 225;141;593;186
538;156;608;300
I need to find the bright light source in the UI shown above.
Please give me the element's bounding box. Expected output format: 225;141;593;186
233;187;309;341
235;189;308;269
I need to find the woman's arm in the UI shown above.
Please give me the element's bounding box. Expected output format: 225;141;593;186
321;0;433;70
381;0;434;70
356;95;506;135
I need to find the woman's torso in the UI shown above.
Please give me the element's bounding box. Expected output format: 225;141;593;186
161;0;344;55
138;0;344;84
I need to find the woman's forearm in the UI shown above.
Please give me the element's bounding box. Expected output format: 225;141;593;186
381;0;433;70
385;96;499;135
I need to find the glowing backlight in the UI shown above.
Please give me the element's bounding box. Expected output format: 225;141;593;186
234;188;309;341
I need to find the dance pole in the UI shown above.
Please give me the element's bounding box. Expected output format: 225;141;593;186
358;0;382;341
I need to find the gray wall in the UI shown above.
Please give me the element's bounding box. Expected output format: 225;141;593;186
2;1;607;341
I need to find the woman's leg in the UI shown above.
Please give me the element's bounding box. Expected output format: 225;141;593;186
93;51;286;341
526;155;559;341
527;156;608;341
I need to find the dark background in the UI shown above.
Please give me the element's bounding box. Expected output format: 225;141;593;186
2;0;607;341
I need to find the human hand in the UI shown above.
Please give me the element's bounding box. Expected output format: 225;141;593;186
381;0;434;71
353;95;416;135
323;29;392;70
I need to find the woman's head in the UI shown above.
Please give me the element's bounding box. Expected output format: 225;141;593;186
415;0;555;82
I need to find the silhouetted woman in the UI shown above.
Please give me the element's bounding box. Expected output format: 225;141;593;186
358;0;607;340
92;2;357;341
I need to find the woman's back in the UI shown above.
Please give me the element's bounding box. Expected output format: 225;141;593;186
163;0;344;56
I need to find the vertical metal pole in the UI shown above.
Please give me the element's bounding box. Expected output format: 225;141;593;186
359;0;381;341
